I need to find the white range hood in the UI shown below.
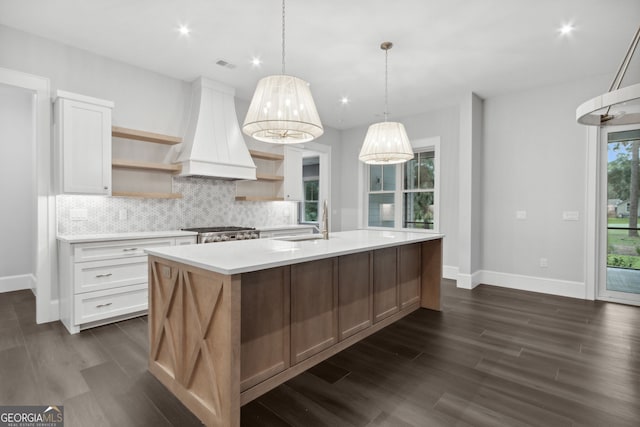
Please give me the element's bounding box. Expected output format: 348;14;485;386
177;77;256;180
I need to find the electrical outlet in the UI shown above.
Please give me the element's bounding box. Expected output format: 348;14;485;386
562;211;579;221
539;258;548;268
119;209;127;220
70;208;88;221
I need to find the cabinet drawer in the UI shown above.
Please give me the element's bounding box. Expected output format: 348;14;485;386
74;238;175;261
74;284;148;325
74;256;148;294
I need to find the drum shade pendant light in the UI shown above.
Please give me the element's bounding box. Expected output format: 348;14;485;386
242;0;323;143
576;25;640;126
359;42;413;164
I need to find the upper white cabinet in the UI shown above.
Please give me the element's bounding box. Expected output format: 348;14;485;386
54;91;113;195
283;146;303;201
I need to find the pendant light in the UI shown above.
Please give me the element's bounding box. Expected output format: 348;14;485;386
242;0;323;143
359;42;414;164
576;25;640;126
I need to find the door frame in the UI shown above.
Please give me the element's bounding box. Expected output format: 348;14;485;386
299;142;331;230
0;67;56;322
587;123;640;305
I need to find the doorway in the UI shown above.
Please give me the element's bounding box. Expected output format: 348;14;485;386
0;68;54;323
297;142;331;229
599;125;640;305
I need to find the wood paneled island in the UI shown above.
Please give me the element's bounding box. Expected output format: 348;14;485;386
145;230;443;426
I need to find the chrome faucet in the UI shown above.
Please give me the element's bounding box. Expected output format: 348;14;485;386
321;199;329;240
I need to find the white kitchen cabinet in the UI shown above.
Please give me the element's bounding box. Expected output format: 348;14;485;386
282;146;303;201
54;91;114;195
58;233;196;334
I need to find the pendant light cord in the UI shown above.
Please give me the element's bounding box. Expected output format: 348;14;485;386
384;46;388;122
281;0;286;75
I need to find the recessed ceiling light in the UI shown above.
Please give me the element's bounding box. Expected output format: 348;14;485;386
251;57;262;67
559;23;574;36
178;25;191;36
340;96;349;105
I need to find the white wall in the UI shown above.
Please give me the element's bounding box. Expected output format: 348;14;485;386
458;92;484;288
0;25;189;137
0;85;35;290
481;73;610;295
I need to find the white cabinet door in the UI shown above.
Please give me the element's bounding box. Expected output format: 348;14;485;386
283;146;303;201
56;92;113;195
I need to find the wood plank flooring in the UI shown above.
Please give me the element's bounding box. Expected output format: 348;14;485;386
1;280;638;426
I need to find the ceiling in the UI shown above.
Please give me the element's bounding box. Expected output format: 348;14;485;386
1;0;639;130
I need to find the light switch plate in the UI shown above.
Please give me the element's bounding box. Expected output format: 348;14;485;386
516;210;527;220
562;211;579;221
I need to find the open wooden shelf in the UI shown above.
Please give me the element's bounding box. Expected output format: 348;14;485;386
112;159;182;174
112;191;183;199
249;150;285;161
112;126;182;145
256;173;284;182
235;196;285;202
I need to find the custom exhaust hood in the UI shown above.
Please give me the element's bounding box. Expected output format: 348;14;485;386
176;77;256;180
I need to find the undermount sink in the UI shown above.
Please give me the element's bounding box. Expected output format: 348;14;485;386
274;234;326;242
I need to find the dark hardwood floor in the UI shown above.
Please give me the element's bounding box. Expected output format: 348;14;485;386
1;280;639;426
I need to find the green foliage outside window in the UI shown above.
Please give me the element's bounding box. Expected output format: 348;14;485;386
303;180;319;222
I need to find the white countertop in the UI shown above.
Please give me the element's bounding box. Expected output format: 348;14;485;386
57;230;198;243
145;229;444;275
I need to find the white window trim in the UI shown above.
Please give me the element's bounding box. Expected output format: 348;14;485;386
361;136;441;233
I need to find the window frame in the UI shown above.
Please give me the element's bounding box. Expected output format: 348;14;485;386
300;176;320;224
362;137;440;232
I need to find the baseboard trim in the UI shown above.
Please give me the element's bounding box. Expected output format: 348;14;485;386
0;274;34;293
478;270;585;299
49;299;60;322
456;271;482;290
443;265;458;280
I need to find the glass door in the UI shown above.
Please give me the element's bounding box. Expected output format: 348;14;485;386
600;126;640;304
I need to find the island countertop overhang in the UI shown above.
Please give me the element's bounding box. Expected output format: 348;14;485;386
145;229;444;275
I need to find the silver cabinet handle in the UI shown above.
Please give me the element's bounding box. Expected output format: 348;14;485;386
96;302;113;308
95;273;113;278
122;248;138;252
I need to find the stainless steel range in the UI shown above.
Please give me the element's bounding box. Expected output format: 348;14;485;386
182;226;260;244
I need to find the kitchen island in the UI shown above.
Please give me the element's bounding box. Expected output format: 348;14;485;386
145;229;443;427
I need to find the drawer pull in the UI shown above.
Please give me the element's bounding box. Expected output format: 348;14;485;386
95;302;113;308
95;273;113;278
122;248;139;252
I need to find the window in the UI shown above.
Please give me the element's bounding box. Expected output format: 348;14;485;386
302;179;319;222
365;139;439;231
300;155;320;223
403;151;435;229
367;165;396;227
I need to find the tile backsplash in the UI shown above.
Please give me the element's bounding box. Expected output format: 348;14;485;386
57;177;297;235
